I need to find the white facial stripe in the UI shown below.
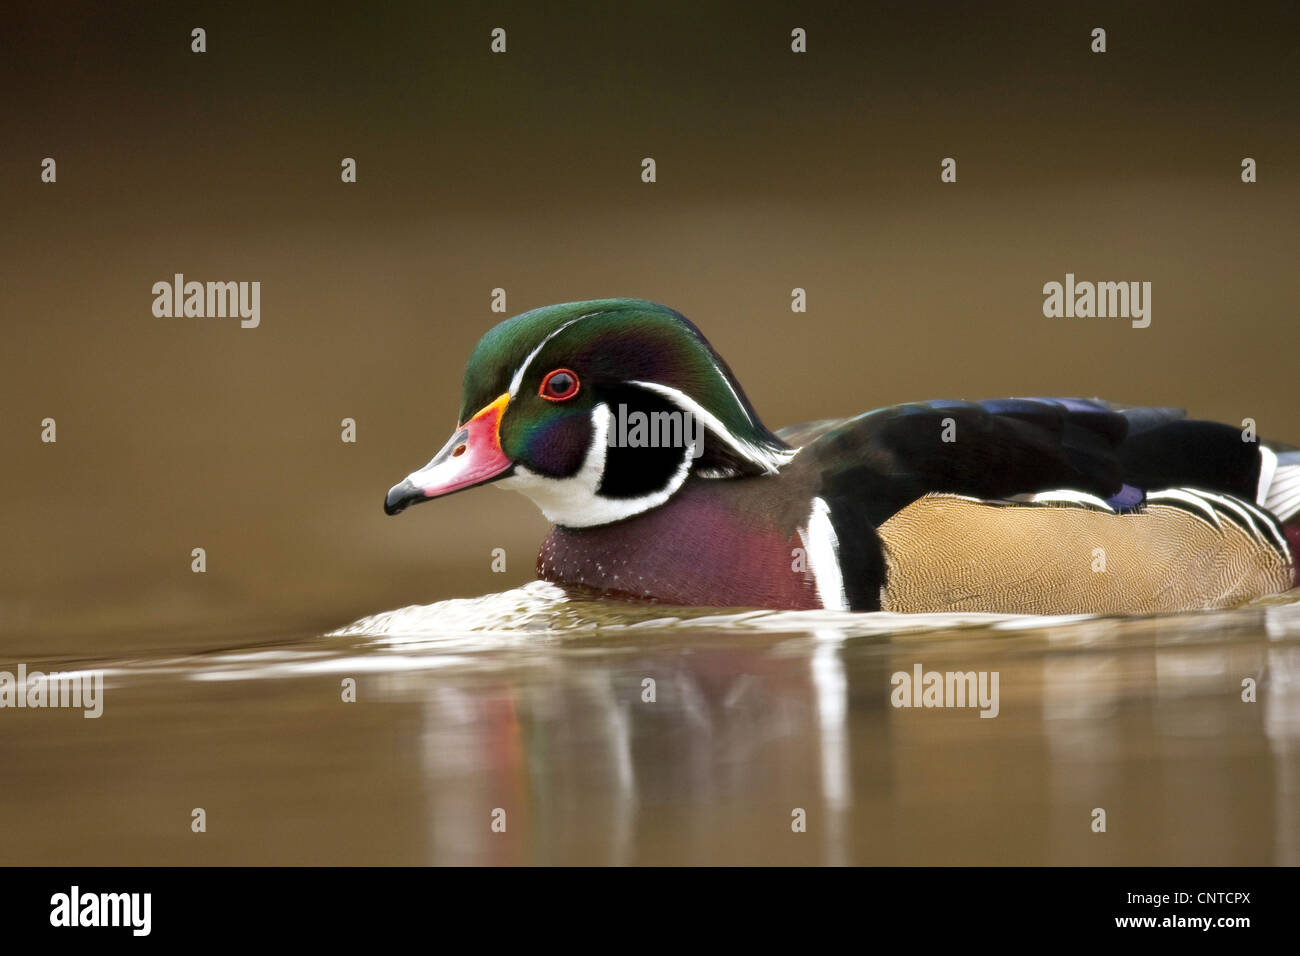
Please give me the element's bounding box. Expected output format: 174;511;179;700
508;314;598;399
629;380;796;475
805;497;847;611
496;403;695;528
713;364;754;426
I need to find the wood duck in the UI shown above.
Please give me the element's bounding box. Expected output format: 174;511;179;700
384;298;1300;615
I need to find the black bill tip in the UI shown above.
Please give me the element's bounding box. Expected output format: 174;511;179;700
384;479;423;516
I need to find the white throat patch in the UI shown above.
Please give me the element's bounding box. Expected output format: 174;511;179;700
497;403;695;528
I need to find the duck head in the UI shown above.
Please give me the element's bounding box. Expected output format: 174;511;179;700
384;298;793;528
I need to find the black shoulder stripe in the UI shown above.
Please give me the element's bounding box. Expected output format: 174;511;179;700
817;494;887;612
1118;420;1260;502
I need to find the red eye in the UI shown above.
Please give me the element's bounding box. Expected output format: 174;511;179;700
539;368;580;402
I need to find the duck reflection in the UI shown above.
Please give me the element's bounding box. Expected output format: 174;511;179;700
357;602;1300;864
402;633;866;865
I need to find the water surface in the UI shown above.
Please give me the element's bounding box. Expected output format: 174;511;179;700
3;584;1298;865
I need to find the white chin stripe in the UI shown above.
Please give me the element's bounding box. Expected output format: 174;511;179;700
498;403;694;528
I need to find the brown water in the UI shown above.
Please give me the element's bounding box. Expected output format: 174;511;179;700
3;585;1298;865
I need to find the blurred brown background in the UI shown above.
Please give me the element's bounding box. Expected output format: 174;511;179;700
3;1;1298;652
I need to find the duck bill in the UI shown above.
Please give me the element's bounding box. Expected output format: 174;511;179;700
384;393;513;515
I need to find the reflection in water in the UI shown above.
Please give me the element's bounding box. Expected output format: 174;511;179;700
1265;605;1300;865
812;632;850;865
2;587;1299;864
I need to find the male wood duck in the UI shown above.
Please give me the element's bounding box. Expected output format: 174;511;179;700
384;299;1300;615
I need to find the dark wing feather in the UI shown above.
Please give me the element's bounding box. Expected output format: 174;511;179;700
797;397;1267;526
800;398;1126;526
